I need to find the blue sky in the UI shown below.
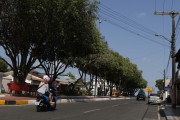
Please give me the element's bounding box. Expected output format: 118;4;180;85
94;0;180;91
1;0;180;92
60;0;180;92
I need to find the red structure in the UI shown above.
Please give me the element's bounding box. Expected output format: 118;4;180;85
7;81;38;96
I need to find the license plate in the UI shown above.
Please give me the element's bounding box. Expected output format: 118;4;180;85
35;101;40;105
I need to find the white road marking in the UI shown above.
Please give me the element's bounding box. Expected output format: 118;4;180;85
158;106;160;120
84;109;100;114
112;104;119;107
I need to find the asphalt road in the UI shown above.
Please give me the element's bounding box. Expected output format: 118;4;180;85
0;99;165;120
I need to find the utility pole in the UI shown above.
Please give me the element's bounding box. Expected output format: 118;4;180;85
163;69;165;91
154;11;180;108
163;69;166;101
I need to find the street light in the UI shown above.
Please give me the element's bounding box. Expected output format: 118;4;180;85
155;33;177;108
155;34;171;43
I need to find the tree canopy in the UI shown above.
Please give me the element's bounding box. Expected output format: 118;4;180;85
155;79;164;91
0;0;147;95
0;58;8;72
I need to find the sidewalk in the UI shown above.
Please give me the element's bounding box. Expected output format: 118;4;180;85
0;94;130;105
162;104;180;120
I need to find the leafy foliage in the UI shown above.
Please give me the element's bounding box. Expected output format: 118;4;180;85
0;0;147;96
67;72;76;80
0;58;8;72
155;79;164;91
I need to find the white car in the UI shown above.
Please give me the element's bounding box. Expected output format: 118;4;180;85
148;93;162;105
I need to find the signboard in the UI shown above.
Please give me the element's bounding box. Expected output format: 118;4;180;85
145;86;153;92
164;86;169;91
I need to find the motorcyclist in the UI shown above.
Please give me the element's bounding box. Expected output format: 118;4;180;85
49;80;57;104
37;75;51;105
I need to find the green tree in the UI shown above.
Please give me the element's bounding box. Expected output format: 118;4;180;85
67;72;76;80
0;58;8;72
37;0;101;81
0;0;54;82
155;79;164;91
75;46;147;96
0;0;100;82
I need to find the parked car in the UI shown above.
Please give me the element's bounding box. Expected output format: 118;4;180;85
148;93;162;105
136;91;146;101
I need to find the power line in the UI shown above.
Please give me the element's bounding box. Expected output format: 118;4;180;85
100;9;153;36
154;10;180;108
176;16;180;41
99;2;172;79
99;16;170;48
165;51;171;77
163;0;165;12
100;4;157;36
99;3;172;47
171;0;174;11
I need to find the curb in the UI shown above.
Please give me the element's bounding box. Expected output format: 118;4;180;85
163;105;180;120
0;97;131;105
0;100;29;105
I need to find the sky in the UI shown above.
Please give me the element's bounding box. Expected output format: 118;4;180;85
1;0;180;92
95;0;180;92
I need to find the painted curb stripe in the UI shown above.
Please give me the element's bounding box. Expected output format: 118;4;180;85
0;100;5;105
0;100;29;105
5;101;16;105
0;97;130;105
16;100;28;105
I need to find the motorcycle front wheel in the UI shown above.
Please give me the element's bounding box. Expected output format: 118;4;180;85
36;102;46;112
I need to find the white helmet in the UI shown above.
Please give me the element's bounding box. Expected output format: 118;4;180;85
43;75;50;82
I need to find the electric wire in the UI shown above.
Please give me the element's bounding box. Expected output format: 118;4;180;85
100;4;157;36
100;16;170;48
176;16;180;41
100;9;154;37
165;51;171;78
171;0;174;11
162;0;165;36
99;4;170;47
155;0;174;79
163;0;165;12
99;3;171;46
99;1;173;78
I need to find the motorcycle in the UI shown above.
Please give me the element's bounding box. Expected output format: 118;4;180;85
35;88;57;112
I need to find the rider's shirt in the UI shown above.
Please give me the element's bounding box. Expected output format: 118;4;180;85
37;82;49;94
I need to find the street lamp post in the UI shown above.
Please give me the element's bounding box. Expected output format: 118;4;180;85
155;32;176;108
155;34;171;43
155;11;180;108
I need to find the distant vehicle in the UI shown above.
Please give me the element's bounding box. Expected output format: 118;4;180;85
148;93;162;105
136;91;146;101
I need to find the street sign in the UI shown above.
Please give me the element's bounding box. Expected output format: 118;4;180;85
145;86;153;92
164;86;169;91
